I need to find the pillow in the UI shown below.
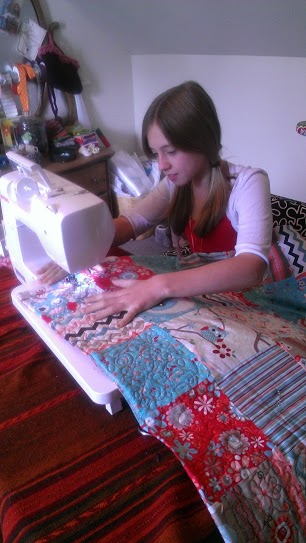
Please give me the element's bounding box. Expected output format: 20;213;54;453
274;224;306;277
271;194;306;237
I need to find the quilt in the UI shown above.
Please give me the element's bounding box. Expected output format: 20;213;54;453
16;255;306;543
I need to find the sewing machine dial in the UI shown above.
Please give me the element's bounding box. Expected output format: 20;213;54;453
16;177;40;200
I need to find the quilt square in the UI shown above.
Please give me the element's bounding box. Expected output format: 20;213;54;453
219;345;306;455
91;325;211;425
217;449;306;543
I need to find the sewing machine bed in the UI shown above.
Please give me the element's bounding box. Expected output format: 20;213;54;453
12;281;122;412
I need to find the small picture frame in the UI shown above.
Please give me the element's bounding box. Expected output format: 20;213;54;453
0;0;24;34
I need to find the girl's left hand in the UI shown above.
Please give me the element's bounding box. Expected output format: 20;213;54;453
82;277;164;327
36;261;68;284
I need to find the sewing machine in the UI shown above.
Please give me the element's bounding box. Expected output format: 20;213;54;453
0;151;123;414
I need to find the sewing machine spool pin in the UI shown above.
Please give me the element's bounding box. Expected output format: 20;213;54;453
6;150;60;197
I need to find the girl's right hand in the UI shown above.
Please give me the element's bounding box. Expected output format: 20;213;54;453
36;261;68;285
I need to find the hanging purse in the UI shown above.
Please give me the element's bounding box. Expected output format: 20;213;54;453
38;27;83;117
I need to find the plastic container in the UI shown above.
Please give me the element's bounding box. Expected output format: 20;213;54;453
0;115;48;157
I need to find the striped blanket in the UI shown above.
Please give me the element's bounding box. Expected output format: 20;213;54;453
14;255;306;543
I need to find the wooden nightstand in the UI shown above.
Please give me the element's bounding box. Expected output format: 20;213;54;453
43;148;114;215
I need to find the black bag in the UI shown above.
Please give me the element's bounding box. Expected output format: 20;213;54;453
38;31;83;94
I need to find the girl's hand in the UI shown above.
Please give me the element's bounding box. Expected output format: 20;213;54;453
36;261;68;285
82;277;164;328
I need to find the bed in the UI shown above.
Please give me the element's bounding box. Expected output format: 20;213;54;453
0;194;305;543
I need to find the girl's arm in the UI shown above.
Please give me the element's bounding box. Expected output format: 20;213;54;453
112;216;135;246
82;252;267;327
155;252;266;298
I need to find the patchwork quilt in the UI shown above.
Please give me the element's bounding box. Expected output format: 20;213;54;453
16;255;306;543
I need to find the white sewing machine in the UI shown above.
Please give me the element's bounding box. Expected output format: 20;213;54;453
0;151;123;414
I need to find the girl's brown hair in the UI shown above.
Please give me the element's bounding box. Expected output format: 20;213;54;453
142;81;231;237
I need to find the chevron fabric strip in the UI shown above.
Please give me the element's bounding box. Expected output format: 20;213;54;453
275;224;306;275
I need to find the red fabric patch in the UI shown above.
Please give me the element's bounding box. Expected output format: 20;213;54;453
67;302;77;312
145;382;271;504
92;256;155;291
42;315;52;323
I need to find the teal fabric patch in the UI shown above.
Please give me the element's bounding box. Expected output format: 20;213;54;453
91;325;210;425
139;296;199;324
131;255;180;274
244;276;305;322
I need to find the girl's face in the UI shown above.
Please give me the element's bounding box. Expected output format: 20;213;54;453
147;122;210;186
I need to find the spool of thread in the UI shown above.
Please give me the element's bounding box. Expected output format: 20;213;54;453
96;128;111;148
154;224;173;248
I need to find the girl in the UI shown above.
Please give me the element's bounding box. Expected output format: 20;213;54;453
38;81;272;327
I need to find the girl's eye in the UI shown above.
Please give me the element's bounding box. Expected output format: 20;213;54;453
167;149;176;156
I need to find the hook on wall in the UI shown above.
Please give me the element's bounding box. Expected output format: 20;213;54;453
48;22;60;36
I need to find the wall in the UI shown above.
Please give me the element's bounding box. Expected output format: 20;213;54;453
132;55;306;201
40;0;136;152
41;1;305;201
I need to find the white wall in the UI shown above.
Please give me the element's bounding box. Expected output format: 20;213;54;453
40;1;305;201
40;0;136;152
132;55;306;201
